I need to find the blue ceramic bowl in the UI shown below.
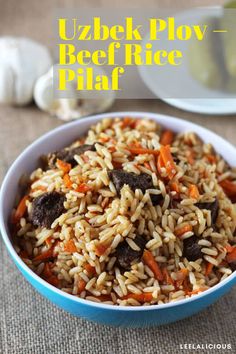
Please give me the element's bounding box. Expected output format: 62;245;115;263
1;112;236;328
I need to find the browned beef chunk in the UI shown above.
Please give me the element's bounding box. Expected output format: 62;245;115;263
183;235;203;261
196;199;219;225
108;170;163;206
47;144;96;168
115;235;146;270
150;194;163;205
31;192;65;228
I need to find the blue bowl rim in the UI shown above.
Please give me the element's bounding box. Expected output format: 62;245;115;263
1;111;236;312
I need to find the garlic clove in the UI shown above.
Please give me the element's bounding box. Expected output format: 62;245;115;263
33;65;115;121
0;37;52;106
34;67;78;120
33;67;55;111
0;65;15;105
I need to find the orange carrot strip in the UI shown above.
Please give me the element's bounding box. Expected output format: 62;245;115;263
110;138;117;145
12;196;28;223
160;130;174;146
176;268;189;279
43;263;53;278
220;179;236;192
226;247;236;263
100;136;110;143
205;262;214;276
78;278;87;294
157;153;165;175
76;183;92;193
219;179;236;202
122;117;136;129
224;179;236;191
63;174;72;189
182;278;191;293
128;147;160;156
170;182;180;194
142;250;163;281
123;292;153;303
33;248;55;262
122;117;131;128
175;224;193;237
187;149;195;165
31;186;47;192
108;146;116;153
225;244;234;253
56;159;71;173
84;263;96;277
144;162;152;171
64;239;77;253
47;275;59;287
162;268;175;286
175;268;189;287
189;184;200;200
160;145;177;179
206;154;217;164
186;287;207;296
132;140;142;149
45;236;53;248
95;242;110;256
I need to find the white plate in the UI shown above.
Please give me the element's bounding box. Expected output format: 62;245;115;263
138;7;236;115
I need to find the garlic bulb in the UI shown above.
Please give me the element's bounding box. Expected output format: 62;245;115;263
0;37;52;105
33;66;115;121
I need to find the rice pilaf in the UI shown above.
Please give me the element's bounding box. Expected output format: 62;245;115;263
11;117;236;306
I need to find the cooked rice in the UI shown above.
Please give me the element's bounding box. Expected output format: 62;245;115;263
11;117;236;306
